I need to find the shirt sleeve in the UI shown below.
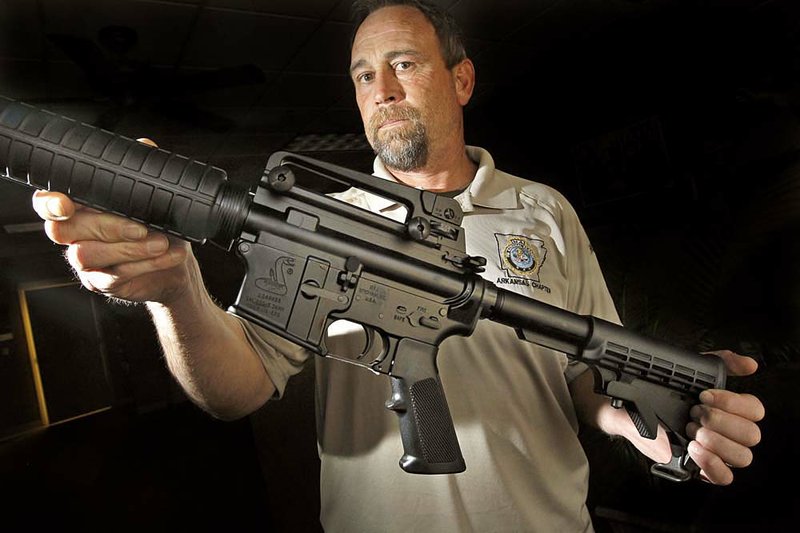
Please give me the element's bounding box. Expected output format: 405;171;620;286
554;192;621;382
236;316;313;398
557;195;621;326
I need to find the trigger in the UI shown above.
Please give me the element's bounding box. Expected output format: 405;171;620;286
359;327;392;371
358;328;377;361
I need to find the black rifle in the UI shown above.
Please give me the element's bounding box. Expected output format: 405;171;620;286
0;96;725;482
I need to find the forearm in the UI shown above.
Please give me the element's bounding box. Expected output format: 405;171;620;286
570;370;615;432
31;190;274;418
570;369;672;462
146;256;275;420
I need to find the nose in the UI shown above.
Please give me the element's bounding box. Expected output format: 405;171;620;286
373;69;404;105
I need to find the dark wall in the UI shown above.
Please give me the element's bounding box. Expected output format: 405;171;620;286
1;1;799;531
461;4;800;531
465;0;800;357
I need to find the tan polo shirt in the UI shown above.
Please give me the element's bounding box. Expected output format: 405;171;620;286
241;146;620;532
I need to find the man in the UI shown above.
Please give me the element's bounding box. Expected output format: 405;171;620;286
32;1;764;531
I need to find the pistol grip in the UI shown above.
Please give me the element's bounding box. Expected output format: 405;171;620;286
386;339;465;474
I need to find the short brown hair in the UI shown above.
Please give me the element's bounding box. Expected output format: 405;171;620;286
350;0;467;68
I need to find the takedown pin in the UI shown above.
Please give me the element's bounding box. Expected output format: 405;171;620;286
300;281;350;303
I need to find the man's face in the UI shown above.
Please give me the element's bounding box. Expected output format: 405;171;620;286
349;5;463;171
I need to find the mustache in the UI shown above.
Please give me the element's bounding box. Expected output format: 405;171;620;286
368;106;422;136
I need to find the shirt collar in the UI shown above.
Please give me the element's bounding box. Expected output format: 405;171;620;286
369;146;519;213
461;146;519;211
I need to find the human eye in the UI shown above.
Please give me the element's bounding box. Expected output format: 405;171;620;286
393;60;414;73
355;71;374;84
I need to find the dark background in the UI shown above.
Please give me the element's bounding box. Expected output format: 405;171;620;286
1;0;798;531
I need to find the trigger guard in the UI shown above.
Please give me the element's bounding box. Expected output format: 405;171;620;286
360;328;377;359
350;325;391;370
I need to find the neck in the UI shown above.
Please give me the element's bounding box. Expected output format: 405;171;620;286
386;144;477;193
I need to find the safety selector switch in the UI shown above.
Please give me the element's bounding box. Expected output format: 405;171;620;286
418;316;441;329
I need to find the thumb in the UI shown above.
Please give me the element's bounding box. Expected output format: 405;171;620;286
704;349;759;377
137;137;159;148
32;190;76;221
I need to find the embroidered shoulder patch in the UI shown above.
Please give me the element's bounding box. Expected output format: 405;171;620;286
495;233;547;281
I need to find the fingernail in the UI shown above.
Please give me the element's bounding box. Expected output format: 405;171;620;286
123;224;147;240
690;405;703;420
688;440;702;456
147;235;168;254
700;390;714;404
166;246;186;265
46;198;68;220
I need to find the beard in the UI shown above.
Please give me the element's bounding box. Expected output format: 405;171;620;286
368;106;429;172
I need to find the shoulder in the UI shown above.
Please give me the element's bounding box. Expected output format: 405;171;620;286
496;166;579;222
466;145;575;214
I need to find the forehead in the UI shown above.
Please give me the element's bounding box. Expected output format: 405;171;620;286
351;5;440;62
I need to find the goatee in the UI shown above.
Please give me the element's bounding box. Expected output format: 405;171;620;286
369;106;429;172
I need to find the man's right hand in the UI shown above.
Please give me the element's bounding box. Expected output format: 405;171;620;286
32;190;193;305
29;141;279;417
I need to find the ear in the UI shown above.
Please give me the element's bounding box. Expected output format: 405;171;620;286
452;58;476;106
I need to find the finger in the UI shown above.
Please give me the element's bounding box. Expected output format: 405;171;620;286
79;268;171;303
76;244;189;298
703;349;759;377
66;233;171;270
687;422;753;468
103;240;189;283
690;403;762;447
32;190;76;221
699;389;765;422
44;209;149;245
137;137;159;148
688;440;733;486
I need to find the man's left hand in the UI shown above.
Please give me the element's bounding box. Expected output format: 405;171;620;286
687;349;765;485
